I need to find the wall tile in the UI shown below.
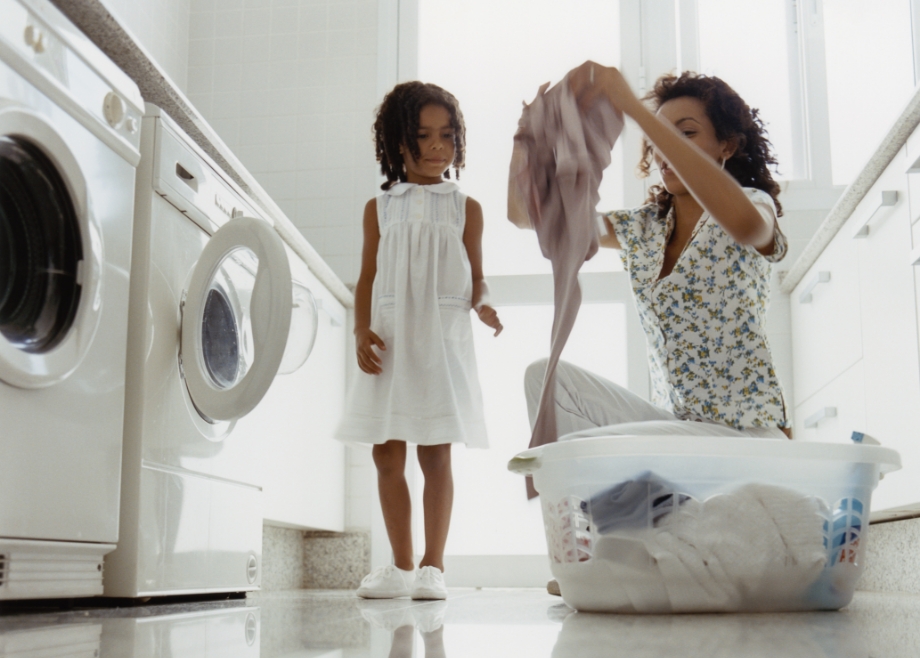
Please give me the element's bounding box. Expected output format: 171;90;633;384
187;38;215;68
270;37;299;63
240;91;272;119
242;8;272;36
327;2;358;31
296;115;325;144
214;37;244;66
186;65;213;95
295;197;327;226
271;5;300;35
212;64;242;93
297;32;327;59
209;92;241;120
213;9;243;38
269;64;297;90
325;224;358;256
297;170;326;197
188;10;216;39
295;143;325;171
190;0;217;12
296;87;325;116
298;5;327;32
322;169;355;199
242;34;272;63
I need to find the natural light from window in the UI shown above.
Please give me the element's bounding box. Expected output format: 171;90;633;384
432;303;628;556
823;0;916;185
697;0;796;181
418;0;623;276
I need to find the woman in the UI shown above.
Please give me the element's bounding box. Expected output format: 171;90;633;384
525;62;791;595
525;62;791;464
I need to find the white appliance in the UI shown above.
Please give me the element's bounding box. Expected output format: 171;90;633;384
0;0;142;599
103;105;318;597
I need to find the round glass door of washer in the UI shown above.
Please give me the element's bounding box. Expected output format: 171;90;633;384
181;216;292;424
0;129;100;389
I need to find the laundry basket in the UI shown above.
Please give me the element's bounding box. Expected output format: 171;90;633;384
508;435;901;613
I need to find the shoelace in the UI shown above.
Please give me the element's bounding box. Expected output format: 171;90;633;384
363;565;399;585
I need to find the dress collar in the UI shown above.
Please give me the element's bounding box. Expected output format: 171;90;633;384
385;181;458;196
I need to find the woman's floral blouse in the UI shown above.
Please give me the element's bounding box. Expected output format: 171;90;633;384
606;187;790;430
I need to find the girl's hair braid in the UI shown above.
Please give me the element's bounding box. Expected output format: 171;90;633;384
638;72;783;219
373;81;466;191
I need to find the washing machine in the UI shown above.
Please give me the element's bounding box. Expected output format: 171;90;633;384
103;105;318;598
0;0;142;599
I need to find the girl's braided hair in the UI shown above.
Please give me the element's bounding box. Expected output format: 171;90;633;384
373;81;466;191
638;72;783;219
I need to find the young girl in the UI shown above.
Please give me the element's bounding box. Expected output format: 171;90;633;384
336;81;502;601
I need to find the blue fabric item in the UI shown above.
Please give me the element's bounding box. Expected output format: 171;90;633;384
582;471;689;534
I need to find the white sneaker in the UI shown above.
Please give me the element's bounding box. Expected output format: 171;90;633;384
410;566;448;600
357;565;414;599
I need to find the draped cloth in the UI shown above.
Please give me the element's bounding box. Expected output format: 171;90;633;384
507;73;624;498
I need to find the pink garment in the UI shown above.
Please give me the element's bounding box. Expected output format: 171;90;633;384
507;74;623;498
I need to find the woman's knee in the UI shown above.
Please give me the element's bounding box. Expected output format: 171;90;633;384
417;443;451;476
524;358;550;391
372;440;407;476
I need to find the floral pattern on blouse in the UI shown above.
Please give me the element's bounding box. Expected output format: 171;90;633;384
606;187;790;430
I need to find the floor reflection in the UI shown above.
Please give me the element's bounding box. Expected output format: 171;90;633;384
0;589;918;657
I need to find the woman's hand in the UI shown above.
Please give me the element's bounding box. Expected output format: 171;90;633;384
568;61;640;117
355;327;386;374
476;305;503;336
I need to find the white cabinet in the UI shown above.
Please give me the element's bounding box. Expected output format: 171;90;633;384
237;248;348;531
793;360;866;444
791;141;920;511
790;222;862;406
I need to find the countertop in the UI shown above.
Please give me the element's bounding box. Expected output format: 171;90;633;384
47;0;354;308
779;85;920;293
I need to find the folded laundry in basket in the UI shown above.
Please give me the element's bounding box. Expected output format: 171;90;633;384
582;471;691;534
650;483;827;609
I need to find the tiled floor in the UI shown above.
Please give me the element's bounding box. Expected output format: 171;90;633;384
2;588;920;656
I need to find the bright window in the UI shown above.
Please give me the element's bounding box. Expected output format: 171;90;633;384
823;0;916;185
697;0;797;180
438;302;628;556
418;0;623;276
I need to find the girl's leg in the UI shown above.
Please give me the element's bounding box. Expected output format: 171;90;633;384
416;443;453;572
373;440;414;571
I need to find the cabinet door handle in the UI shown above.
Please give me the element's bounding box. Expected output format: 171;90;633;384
798;271;831;304
804;406;837;429
853;190;898;238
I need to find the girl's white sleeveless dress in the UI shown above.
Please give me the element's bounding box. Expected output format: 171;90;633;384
335;181;488;448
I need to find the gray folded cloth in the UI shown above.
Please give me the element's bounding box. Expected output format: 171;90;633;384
582;471;689;534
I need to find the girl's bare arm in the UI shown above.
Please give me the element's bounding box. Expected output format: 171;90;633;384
463;197;503;336
354;199;385;374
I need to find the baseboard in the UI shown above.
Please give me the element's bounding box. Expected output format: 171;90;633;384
441;555;553;588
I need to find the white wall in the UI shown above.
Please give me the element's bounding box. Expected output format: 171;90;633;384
185;0;380;285
101;0;191;90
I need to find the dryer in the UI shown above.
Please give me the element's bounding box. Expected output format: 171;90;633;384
0;0;142;599
103;105;317;597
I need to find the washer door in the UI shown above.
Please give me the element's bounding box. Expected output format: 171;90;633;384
0;110;102;389
181;216;292;423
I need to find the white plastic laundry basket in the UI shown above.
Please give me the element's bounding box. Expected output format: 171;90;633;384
508;435;901;613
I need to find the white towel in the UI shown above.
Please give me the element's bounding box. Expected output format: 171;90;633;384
648;483;826;611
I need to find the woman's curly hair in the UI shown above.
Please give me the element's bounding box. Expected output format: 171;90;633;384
638;72;783;219
373;81;466;191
